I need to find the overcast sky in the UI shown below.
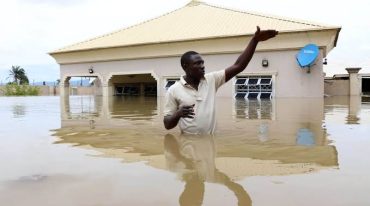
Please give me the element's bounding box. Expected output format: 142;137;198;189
1;0;369;83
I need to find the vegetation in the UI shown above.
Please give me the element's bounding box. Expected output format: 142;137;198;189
1;83;40;96
0;65;40;96
8;66;29;85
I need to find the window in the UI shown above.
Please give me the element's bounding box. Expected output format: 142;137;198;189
260;78;272;85
235;75;273;99
235;92;247;99
144;84;157;96
248;78;259;85
165;78;180;90
247;93;259;99
235;78;247;85
260;93;272;99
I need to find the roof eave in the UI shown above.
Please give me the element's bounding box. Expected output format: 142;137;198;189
333;27;342;47
49;27;341;56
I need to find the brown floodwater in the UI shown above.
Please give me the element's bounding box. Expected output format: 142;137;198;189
0;95;369;206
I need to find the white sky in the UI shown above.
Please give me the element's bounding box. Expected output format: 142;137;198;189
0;0;370;83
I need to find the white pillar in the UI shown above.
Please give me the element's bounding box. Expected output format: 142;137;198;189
59;77;70;97
60;95;70;125
102;83;110;97
346;67;362;96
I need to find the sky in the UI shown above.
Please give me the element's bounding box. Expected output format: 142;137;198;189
1;0;370;84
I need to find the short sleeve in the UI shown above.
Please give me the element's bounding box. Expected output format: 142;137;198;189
164;87;178;116
212;70;226;90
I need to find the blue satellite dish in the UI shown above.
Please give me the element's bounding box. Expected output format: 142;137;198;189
296;44;319;68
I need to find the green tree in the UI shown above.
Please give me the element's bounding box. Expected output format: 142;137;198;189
8;66;29;85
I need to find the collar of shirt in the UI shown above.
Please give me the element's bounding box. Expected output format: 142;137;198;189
180;75;207;90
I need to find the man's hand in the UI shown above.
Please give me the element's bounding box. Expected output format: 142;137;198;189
254;26;278;42
163;104;195;130
176;104;195;119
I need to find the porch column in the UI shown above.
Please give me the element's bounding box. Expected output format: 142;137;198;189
102;82;113;97
346;67;362;96
59;77;70;97
60;95;70;124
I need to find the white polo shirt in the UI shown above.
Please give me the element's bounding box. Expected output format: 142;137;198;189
164;70;226;134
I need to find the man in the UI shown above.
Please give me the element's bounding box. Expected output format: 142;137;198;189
163;26;278;134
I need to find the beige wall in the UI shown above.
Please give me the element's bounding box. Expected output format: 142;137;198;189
39;86;58;96
0;86;99;96
324;80;350;96
0;86;58;96
59;49;324;98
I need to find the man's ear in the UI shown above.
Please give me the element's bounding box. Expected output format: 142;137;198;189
182;63;188;71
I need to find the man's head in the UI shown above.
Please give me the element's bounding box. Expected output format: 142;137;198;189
180;51;205;80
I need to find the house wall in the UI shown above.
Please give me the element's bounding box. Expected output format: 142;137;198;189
60;49;324;98
0;86;59;96
324;79;350;96
0;86;103;96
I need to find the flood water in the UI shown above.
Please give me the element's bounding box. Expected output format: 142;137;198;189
1;95;370;206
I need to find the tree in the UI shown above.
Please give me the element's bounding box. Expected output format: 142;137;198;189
8;66;29;85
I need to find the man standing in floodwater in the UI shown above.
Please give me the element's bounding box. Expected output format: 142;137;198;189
163;26;278;135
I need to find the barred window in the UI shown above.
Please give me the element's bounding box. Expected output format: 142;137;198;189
235;75;273;99
235;92;247;98
235;78;247;85
165;78;179;90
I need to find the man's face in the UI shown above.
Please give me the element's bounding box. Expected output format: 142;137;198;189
184;54;205;80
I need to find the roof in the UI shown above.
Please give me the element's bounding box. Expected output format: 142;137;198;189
51;0;340;54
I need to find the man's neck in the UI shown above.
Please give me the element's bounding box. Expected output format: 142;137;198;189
184;75;200;90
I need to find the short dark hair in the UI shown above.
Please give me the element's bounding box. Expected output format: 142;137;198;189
180;51;199;69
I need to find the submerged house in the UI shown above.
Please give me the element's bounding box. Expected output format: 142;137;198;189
50;0;340;99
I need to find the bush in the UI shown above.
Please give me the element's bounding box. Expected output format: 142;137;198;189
1;83;40;96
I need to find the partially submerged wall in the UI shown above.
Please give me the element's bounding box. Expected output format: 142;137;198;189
0;86;97;96
324;80;349;96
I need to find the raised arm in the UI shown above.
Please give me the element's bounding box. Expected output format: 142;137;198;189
225;26;278;82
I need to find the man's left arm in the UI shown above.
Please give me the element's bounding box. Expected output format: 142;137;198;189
225;26;278;82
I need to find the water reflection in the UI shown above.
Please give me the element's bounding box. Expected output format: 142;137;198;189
110;96;157;120
2;95;370;205
347;96;361;124
164;134;251;206
56;96;339;168
60;95;158;123
324;96;363;125
12;104;26;118
61;96;100;120
52;95;342;204
234;99;273;120
362;96;370;103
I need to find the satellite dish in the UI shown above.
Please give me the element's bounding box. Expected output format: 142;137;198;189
296;44;319;71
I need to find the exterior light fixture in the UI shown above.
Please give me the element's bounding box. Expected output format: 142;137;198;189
88;66;94;74
323;58;328;65
262;59;269;67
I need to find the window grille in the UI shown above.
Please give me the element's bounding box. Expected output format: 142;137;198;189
235;75;273;99
165;78;179;90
